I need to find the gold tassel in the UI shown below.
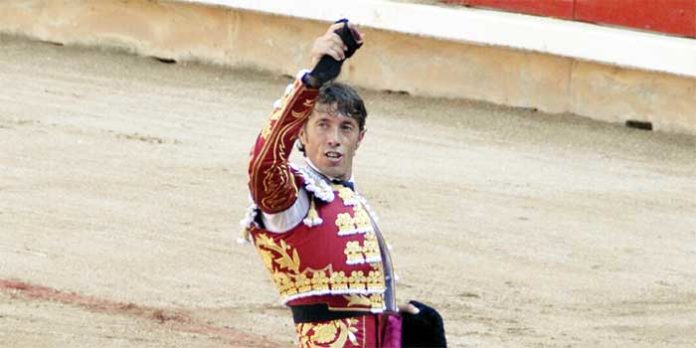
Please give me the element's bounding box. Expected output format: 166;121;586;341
303;199;323;227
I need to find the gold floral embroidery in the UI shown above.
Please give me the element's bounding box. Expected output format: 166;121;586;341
347;271;367;291
343;233;381;265
352;209;371;232
344;241;364;265
252;184;386;308
313;323;338;344
366;268;385;292
296;273;312;293
335;205;373;236
369;294;385;310
362;233;380;262
335;212;355;235
296;318;360;348
333;184;358;206
330;271;349;291
260;108;282;139
344;293;385;311
344;294;371;307
255;234;300;273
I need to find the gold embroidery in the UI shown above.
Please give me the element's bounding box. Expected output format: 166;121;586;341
342;233;381;265
260;108;283;139
311;270;330;292
273;272;297;297
330;271;348;291
296;273;312;293
313;323;338;344
253;199;386;306
335;205;373;236
369;294;385;310
335;213;355;235
344;241;364;265
296;318;360;348
259;164;297;213
333;184;358;206
255;234;300;273
362;233;380;261
249;80;314;213
255;233;386;300
352;208;371;233
344;293;384;312
366;268;385;292
344;294;371;307
347;271;367;291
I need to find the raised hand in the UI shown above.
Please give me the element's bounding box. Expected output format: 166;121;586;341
304;20;365;88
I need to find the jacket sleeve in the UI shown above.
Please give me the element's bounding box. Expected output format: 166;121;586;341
248;73;319;214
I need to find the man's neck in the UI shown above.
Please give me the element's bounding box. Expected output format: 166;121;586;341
305;158;354;183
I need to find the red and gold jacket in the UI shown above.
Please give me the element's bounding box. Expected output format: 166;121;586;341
243;72;395;313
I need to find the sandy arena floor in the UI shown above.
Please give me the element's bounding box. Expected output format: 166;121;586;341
1;35;695;347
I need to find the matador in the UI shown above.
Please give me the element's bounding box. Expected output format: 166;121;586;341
241;20;446;348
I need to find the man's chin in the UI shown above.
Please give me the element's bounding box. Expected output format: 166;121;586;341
316;165;347;179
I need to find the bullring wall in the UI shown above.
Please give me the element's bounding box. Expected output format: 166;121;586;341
1;0;694;135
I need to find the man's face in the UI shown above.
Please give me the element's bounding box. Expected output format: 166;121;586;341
299;104;365;180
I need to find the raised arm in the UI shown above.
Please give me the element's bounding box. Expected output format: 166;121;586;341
247;77;318;214
248;21;363;214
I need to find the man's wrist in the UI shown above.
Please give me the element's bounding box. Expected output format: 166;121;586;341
301;72;322;89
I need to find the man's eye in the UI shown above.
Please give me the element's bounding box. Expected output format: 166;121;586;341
341;124;354;131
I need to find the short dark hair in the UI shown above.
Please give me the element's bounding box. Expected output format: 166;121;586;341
316;82;367;131
297;82;367;154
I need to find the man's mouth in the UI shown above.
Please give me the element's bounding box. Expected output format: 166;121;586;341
325;151;343;161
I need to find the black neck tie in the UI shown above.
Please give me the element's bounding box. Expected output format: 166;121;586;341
331;179;355;192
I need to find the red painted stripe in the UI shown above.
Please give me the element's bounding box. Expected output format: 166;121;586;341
444;0;696;38
444;0;574;19
575;0;696;37
1;279;280;347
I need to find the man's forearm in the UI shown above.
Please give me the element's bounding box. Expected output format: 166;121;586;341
248;74;319;214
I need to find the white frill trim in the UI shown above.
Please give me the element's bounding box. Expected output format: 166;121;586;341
337;226;374;237
370;305;387;313
280;287;386;305
238;197;260;245
346;259;364;266
340;197;360;207
239;200;259;230
345;255;382;266
290;163;335;203
365;256;382;264
303;215;323;227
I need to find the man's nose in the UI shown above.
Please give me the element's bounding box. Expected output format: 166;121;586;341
326;127;341;147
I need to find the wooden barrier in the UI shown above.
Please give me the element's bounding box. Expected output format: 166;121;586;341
0;0;694;134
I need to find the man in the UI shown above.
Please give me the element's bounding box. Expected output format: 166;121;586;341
241;21;445;347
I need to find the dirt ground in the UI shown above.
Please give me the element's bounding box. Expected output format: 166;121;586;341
1;35;695;347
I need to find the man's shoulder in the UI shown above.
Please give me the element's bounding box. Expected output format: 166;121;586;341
290;163;335;203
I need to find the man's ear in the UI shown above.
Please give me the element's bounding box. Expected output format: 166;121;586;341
298;126;308;147
355;128;366;150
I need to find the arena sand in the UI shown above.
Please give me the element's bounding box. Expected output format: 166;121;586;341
1;35;695;347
